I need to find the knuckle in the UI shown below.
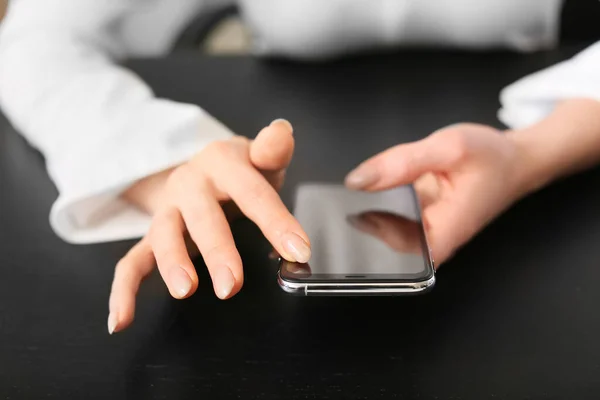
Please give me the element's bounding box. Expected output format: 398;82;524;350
202;241;237;263
117;238;150;269
147;222;159;242
112;239;154;292
149;238;182;264
246;180;271;204
263;214;288;236
230;135;251;146
445;129;470;162
154;208;177;225
153;246;179;264
149;209;178;238
398;152;417;179
194;139;250;173
180;170;211;198
167;165;189;185
114;257;130;277
166;166;195;197
203;140;235;159
113;257;136;289
184;209;208;232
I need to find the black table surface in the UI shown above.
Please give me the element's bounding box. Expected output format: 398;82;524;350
2;47;600;400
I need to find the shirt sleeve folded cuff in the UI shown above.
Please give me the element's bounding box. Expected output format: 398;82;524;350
49;103;234;244
498;41;600;129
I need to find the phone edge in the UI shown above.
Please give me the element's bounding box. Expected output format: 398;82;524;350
277;270;435;296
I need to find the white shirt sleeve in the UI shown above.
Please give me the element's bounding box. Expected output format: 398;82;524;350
499;41;600;129
0;0;235;244
240;0;563;59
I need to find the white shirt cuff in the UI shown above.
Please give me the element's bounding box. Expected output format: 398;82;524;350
499;41;600;129
49;106;234;244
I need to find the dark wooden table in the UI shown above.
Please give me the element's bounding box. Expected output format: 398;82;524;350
2;47;600;399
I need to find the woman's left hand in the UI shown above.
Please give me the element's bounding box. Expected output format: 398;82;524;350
345;123;530;265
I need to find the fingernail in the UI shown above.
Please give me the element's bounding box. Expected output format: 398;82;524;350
213;266;235;300
345;164;379;190
270;118;293;134
169;267;192;298
346;215;371;233
288;263;308;274
282;233;311;263
107;312;118;335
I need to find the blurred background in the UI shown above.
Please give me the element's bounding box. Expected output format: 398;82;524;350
0;0;252;55
1;1;598;55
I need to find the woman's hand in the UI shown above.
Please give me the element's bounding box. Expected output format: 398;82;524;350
345;123;528;265
108;119;310;334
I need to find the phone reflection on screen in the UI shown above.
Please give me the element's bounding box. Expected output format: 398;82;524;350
279;183;435;282
346;211;422;256
279;184;434;290
285;210;423;278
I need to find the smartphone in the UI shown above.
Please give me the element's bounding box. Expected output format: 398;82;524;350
277;183;435;295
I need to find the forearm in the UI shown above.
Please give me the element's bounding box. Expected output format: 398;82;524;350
0;1;234;243
509;98;600;195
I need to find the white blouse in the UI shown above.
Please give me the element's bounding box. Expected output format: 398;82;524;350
0;0;598;244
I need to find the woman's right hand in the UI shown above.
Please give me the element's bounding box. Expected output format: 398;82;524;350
108;119;311;334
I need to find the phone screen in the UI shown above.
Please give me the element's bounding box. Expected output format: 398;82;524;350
279;184;433;282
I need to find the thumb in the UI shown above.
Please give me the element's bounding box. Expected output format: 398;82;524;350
250;119;295;171
423;199;475;266
345;128;461;191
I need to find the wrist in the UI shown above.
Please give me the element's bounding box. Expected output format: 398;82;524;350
122;168;174;215
505;126;555;198
505;98;600;197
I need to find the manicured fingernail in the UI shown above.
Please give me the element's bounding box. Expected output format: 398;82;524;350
282;233;311;263
345;164;379;190
169;267;192;298
288;263;308;274
107;312;118;335
270;118;293;133
346;215;371;233
213;266;235;300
